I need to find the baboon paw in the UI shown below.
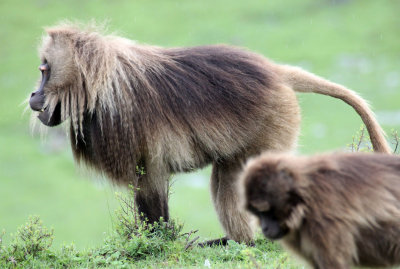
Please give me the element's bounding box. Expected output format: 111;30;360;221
197;237;229;247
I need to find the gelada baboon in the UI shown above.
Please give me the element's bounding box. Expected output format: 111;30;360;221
28;22;390;245
241;152;400;268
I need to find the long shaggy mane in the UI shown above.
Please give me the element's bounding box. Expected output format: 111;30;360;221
39;22;168;139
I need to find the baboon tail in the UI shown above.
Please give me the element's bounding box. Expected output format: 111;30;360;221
275;64;391;153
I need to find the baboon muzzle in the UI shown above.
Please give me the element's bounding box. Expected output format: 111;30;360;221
30;63;50;112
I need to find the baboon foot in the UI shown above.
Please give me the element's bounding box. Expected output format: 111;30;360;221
198;236;229;247
198;237;255;247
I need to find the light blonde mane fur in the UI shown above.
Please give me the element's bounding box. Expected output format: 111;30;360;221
37;22;168;138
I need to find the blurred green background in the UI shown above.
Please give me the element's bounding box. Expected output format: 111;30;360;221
1;0;399;249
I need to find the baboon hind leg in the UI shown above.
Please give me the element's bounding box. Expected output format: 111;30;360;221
134;171;170;223
203;157;255;246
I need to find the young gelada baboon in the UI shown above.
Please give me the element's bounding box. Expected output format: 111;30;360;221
28;22;390;245
241;152;400;268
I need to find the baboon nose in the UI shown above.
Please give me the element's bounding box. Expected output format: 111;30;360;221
29;90;45;111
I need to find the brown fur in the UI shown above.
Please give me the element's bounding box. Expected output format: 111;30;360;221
241;152;400;268
29;22;390;243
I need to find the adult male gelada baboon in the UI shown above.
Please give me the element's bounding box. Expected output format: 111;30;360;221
29;22;390;245
241;152;400;268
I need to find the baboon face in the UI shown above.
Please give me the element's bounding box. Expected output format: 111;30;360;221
244;164;302;239
29;34;76;126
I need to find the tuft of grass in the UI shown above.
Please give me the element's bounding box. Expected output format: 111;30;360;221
97;186;185;262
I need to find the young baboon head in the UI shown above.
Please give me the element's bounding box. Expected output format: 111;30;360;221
241;155;304;240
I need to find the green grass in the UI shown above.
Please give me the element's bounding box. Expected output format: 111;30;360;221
0;202;301;268
0;0;399;267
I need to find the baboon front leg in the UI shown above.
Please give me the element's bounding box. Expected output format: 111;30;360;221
202;158;255;246
311;233;352;269
135;171;169;223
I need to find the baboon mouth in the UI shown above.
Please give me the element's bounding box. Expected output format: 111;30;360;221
36;105;49;114
37;102;63;127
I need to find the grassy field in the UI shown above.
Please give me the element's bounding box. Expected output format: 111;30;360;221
0;0;399;267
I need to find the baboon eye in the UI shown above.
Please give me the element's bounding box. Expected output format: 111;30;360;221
250;199;270;212
39;62;50;72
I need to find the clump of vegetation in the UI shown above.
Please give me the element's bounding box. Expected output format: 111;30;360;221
0;216;54;267
95;185;185;264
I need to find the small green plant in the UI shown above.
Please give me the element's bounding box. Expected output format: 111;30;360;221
348;125;372;152
0;216;54;267
10;216;53;261
135;165;146;176
97;185;184;262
